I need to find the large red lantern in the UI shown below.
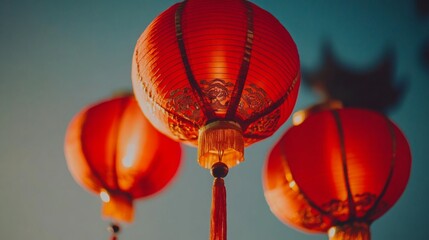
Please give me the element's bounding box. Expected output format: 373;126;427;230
132;1;300;238
132;0;300;168
263;108;411;240
65;95;181;239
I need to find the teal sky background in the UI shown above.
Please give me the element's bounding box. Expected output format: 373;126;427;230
1;0;428;239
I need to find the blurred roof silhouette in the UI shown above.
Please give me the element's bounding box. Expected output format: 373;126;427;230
303;43;407;113
423;39;429;71
416;0;429;18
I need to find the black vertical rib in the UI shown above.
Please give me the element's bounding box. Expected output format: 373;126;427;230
175;2;216;120
280;153;338;224
225;1;254;119
363;118;397;220
332;110;357;219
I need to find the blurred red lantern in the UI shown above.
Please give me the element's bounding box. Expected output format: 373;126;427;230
263;108;411;240
132;0;300;239
65;95;181;239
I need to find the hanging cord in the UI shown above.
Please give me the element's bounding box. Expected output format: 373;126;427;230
210;162;229;240
108;223;121;240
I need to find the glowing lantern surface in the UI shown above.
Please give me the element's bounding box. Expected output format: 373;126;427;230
263;109;411;240
132;0;300;169
65;96;181;224
132;1;299;239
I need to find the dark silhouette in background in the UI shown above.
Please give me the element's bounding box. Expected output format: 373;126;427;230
416;0;429;74
416;0;429;17
303;43;407;113
423;40;429;71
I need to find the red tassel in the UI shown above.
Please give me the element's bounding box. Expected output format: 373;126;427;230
210;177;227;240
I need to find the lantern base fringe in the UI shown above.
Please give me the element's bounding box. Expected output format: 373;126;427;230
198;121;244;169
328;222;371;240
102;192;134;223
210;162;228;240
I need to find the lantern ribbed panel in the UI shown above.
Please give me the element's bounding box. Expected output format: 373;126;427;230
132;0;300;146
65;96;182;222
263;109;411;233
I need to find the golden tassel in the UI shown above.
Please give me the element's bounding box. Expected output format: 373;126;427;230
198;121;244;169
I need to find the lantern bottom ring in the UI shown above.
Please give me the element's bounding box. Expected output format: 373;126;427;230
328;222;371;240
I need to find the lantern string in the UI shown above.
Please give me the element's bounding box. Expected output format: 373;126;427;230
108;223;120;240
210;162;229;240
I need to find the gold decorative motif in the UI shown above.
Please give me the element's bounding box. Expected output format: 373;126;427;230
245;109;280;136
239;83;271;118
321;198;349;219
200;79;234;112
168;118;198;143
165;88;203;142
300;193;380;229
301;206;325;229
239;84;281;136
166;88;201;120
163;81;281;142
354;193;377;214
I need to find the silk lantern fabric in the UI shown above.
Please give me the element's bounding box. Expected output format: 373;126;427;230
65;96;182;223
132;0;300;168
263;108;411;239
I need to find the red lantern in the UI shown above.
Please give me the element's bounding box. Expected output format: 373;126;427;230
132;0;300;239
263;108;411;240
65;95;181;239
132;0;300;168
